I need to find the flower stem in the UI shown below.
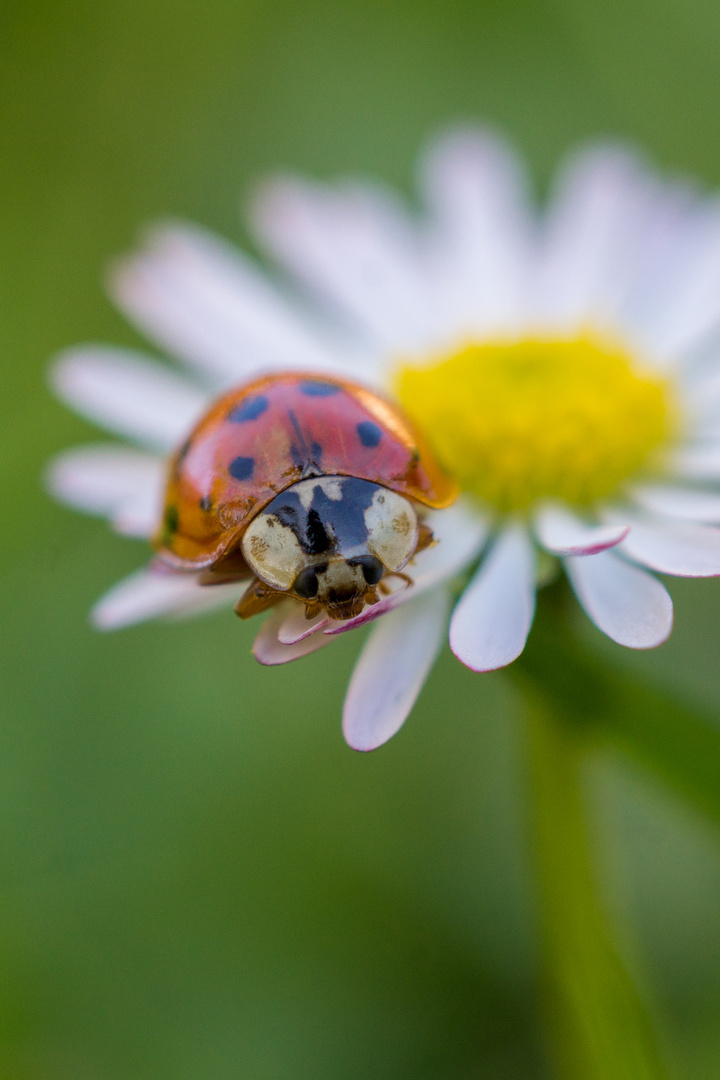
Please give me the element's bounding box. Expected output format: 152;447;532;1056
514;587;669;1080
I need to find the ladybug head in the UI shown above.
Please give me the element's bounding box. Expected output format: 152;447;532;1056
240;476;419;620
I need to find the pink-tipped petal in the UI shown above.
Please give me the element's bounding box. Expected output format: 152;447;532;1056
342;588;450;752
91;567;236;630
252;604;333;666
51;347;209;450
449;525;535;672
565;549;673;648
534;503;629;555
615;518;720;577
630;484;720;524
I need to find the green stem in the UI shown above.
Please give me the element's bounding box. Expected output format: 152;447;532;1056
514;586;669;1080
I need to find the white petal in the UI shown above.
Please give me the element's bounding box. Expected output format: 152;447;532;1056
251;176;435;353
110;222;365;386
612;183;703;359
91;567;237;630
691;417;720;442
277;606;330;644
636;198;720;360
419;126;533;338
342;587;450;752
325;499;488;637
51;346;209;451
565;550;672;648
614;518;720;577
449;525;535;672
535;145;661;331
678;366;720;420
534;502;629;555
670;445;720;480
630;483;720;524
112;485;164;538
46;444;164;537
252;603;333;666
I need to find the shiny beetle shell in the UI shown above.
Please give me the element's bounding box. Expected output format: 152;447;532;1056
154;372;458;570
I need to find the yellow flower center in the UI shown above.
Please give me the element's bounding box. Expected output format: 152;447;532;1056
394;337;675;513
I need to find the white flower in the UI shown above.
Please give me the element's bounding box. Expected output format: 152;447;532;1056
48;127;720;750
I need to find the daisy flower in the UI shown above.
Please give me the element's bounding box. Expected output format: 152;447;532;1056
48;128;720;750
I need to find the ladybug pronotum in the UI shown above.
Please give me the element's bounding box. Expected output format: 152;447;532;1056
155;373;458;621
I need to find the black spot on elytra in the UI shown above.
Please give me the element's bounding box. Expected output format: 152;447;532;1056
312;442;323;460
228;456;255;481
199;495;212;513
164;505;179;533
357;421;382;448
228;395;268;422
299;381;340;397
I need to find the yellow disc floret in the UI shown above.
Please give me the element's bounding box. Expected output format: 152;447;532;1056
394;337;674;513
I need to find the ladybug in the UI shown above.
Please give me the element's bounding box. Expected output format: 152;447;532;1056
155;373;458;621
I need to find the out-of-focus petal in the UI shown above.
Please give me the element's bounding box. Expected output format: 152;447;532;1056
342;587;450;752
251;176;436;353
110;222;374;386
419;126;533;339
635;199;720;362
669;445;720;480
629;483;720;524
449;525;535;672
565;549;673;648
535;145;661;333
534;502;629;555
91;567;238;630
51;346;209;451
46;444;164;538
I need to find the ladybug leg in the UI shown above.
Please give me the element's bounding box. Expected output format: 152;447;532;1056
381;570;414;591
234;577;284;619
415;521;436;555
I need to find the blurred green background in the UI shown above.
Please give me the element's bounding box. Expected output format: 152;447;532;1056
4;0;720;1076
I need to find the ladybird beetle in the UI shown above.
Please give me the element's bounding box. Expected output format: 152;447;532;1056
155;373;458;621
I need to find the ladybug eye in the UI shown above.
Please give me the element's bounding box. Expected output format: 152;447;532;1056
349;555;384;585
294;567;319;599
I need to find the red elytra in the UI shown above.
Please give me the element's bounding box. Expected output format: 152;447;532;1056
154;372;459;570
